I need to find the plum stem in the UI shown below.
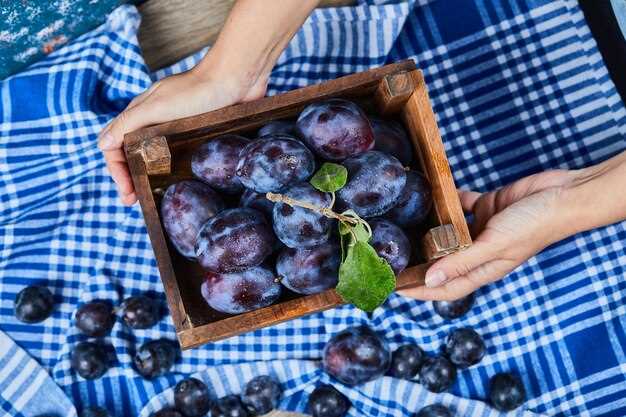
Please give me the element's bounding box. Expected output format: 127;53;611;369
265;192;359;224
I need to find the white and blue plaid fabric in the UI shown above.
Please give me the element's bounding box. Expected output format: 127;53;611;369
1;1;625;416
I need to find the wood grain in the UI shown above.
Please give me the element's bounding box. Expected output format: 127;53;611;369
137;0;356;70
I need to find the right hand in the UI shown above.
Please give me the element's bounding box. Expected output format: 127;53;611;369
98;67;268;205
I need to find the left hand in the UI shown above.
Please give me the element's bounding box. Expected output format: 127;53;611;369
399;169;581;301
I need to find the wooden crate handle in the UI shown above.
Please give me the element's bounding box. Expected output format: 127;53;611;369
423;224;465;260
126;135;172;176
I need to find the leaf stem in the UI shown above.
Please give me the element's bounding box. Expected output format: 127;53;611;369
266;192;359;225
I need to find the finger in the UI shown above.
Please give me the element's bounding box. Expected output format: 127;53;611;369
399;258;514;301
103;148;136;205
98;101;162;152
423;241;499;288
459;190;481;212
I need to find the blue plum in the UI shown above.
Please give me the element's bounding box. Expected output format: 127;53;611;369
75;301;115;337
414;404;453;417
323;325;391;386
191;134;251;193
489;373;526;411
296;99;374;161
210;395;249;417
272;183;334;248
201;266;281;314
14;285;54;323
239;188;274;221
388;344;424;379
161;180;224;259
444;327;485;368
337;151;406;218
174;378;211;417
133;339;178;379
71;342;109;380
195;208;275;273
120;295;159;329
258;120;298;137
419;356;457;393
241;375;282;415
276;243;340;295
385;171;432;227
433;293;475;320
307;384;351;417
371;118;413;166
369;219;411;275
236;135;315;193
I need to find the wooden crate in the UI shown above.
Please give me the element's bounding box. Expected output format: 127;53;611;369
124;60;471;349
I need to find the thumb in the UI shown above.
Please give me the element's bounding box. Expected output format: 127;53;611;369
424;241;498;288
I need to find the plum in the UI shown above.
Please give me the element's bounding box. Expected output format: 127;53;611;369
272;182;333;248
296;99;374;161
150;410;183;417
174;378;211;417
444;328;485;368
241;375;282;415
369;219;411;275
191;134;250;193
371;118;413;166
236;135;315;193
489;373;526;411
323;325;391;386
210;395;249;417
133;339;178;379
161;180;224;258
276;243;340;295
307;384;351;417
388;344;424;379
239;189;274;221
14;285;54;323
433;293;475;320
385;171;432;227
337;151;406;218
71;342;109;380
75;301;115;337
414;404;453;417
120;295;159;329
258;120;298;137
419;356;456;393
201;266;281;314
195;208;275;273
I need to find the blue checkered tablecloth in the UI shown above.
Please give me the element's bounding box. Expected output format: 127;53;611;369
1;1;625;416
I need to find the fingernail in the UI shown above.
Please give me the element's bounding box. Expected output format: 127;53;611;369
425;270;447;288
98;132;115;150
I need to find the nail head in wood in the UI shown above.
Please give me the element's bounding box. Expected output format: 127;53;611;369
423;224;461;260
375;71;415;115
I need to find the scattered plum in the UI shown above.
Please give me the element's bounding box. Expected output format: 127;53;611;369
201;266;281;314
489;373;526;411
371;118;413;166
258;120;298;137
297;99;374;161
388;344;424;379
307;384;351;417
272;182;333;248
241;375;282;415
14;285;54;323
414;404;453;417
195;208;275;273
239;189;274;221
236;135;315;193
120;295;159;329
210;395;249;417
276;243;340;295
150;409;184;417
433;293;475;320
133;339;178;379
384;171;432;228
174;378;212;417
161;180;225;258
369;219;411;275
419;356;457;393
191;134;251;193
71;342;109;380
323;325;391;386
75;301;115;337
444;328;485;368
337;151;406;218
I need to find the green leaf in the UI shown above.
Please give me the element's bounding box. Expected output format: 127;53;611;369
352;222;370;243
310;163;348;193
336;241;396;312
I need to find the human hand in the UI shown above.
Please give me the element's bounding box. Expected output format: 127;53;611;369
399;169;582;301
98;68;267;205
